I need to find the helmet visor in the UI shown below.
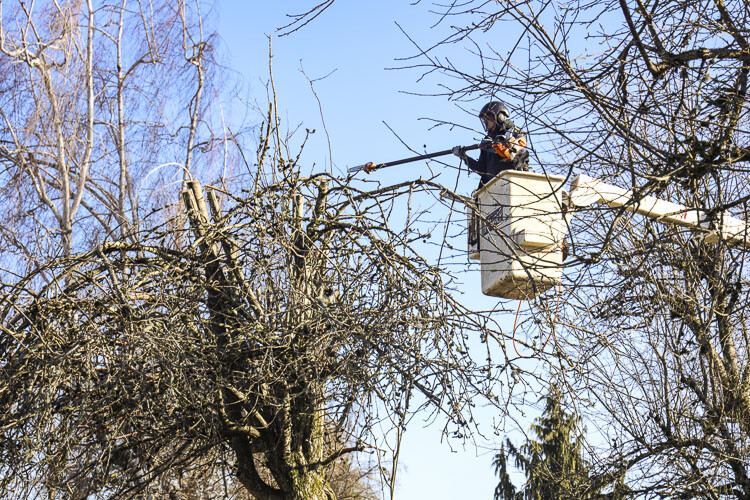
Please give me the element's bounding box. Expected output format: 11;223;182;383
480;114;496;132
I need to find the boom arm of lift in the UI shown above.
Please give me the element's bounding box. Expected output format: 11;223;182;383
568;174;750;249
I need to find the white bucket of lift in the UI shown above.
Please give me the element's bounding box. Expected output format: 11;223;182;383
472;170;568;300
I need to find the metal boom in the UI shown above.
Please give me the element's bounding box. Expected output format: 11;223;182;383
569;174;749;248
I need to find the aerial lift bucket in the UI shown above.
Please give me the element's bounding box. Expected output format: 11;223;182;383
470;170;568;300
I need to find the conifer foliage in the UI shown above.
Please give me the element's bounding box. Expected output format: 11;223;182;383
493;384;623;500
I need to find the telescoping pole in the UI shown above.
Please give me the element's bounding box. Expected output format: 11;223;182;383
348;143;482;174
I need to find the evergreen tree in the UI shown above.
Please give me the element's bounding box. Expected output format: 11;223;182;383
494;384;602;500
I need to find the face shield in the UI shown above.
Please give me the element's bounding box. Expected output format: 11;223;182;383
480;114;496;133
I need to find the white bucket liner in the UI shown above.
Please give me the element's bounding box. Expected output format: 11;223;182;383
474;170;568;299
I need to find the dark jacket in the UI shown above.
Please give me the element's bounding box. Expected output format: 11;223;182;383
465;119;529;188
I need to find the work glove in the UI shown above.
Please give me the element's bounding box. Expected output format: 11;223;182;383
514;149;530;171
452;146;467;160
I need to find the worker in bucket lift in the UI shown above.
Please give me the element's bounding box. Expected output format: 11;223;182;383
451;101;530;188
454;101;530;257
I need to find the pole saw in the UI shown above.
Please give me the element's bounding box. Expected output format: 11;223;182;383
348;143;482;174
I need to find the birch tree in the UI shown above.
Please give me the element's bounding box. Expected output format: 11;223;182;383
0;0;221;262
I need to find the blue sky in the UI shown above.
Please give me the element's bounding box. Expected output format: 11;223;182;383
215;2;529;497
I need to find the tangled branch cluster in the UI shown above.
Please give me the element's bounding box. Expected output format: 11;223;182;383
0;169;508;498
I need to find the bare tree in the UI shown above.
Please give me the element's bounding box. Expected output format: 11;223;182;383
400;0;750;496
0;0;224;263
0;94;521;497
